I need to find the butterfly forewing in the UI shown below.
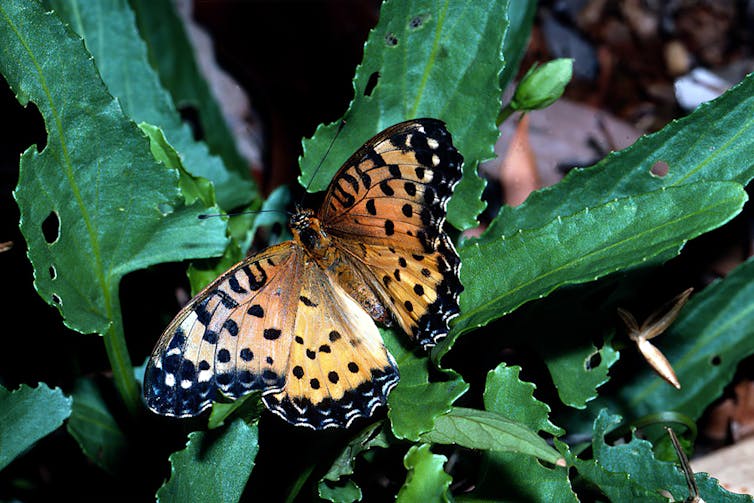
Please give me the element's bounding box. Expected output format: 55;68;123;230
144;243;301;417
320;119;463;347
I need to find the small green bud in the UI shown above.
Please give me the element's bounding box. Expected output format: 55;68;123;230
511;58;573;111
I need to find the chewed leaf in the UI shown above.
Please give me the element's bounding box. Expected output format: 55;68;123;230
300;0;510;230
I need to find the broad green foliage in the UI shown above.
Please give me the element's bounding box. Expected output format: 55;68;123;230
544;338;621;409
46;0;254;210
449;181;746;344
300;0;511;230
0;384;72;471
157;419;259;503
1;0;229;414
3;0;754;501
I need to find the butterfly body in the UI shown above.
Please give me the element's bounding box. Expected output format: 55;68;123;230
144;119;463;429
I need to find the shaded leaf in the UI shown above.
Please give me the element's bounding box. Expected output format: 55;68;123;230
129;0;252;184
383;330;468;441
157;419;258;502
472;452;578;503
66;378;127;474
471;365;576;502
207;391;263;430
0;383;72;471
564;410;751;502
616;256;754;421
544;339;621;409
47;0;254;210
318;423;390;503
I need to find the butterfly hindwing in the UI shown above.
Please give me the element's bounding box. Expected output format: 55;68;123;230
144;243;302;417
263;265;399;429
320;119;463;347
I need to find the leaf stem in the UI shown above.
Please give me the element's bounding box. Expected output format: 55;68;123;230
102;294;140;417
496;103;515;126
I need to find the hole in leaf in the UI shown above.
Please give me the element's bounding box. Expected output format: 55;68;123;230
585;351;601;370
364;72;380;96
385;32;398;46
711;355;721;366
178;105;205;142
52;293;61;305
42;211;60;244
409;13;428;29
49;265;56;280
650;160;669;177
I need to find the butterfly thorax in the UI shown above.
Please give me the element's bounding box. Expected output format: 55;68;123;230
290;208;336;268
290;208;392;325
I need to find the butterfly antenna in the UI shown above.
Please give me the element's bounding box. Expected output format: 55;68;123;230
304;119;347;193
198;209;286;220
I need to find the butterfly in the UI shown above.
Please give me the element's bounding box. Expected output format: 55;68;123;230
144;119;463;429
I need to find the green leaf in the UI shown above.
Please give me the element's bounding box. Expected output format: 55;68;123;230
46;0;255;210
207;391;263;430
497;0;536;90
301;0;510;230
129;0;252;185
66;378;127;474
318;423;390;503
472;452;578;503
615;256;754;421
383;330;468;441
319;479;362;503
563;410;751;502
396;444;451;503
544;339;621;409
484;72;754;240
439;73;754;353
157;419;259;502
422;407;561;464
483;363;563;436
1;0;228;413
447;181;746;350
0;383;72;471
471;365;576;502
139;123;216;207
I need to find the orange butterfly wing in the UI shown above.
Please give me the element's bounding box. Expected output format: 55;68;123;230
144;119;462;429
144;243;300;417
320;119;463;348
263;262;398;428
